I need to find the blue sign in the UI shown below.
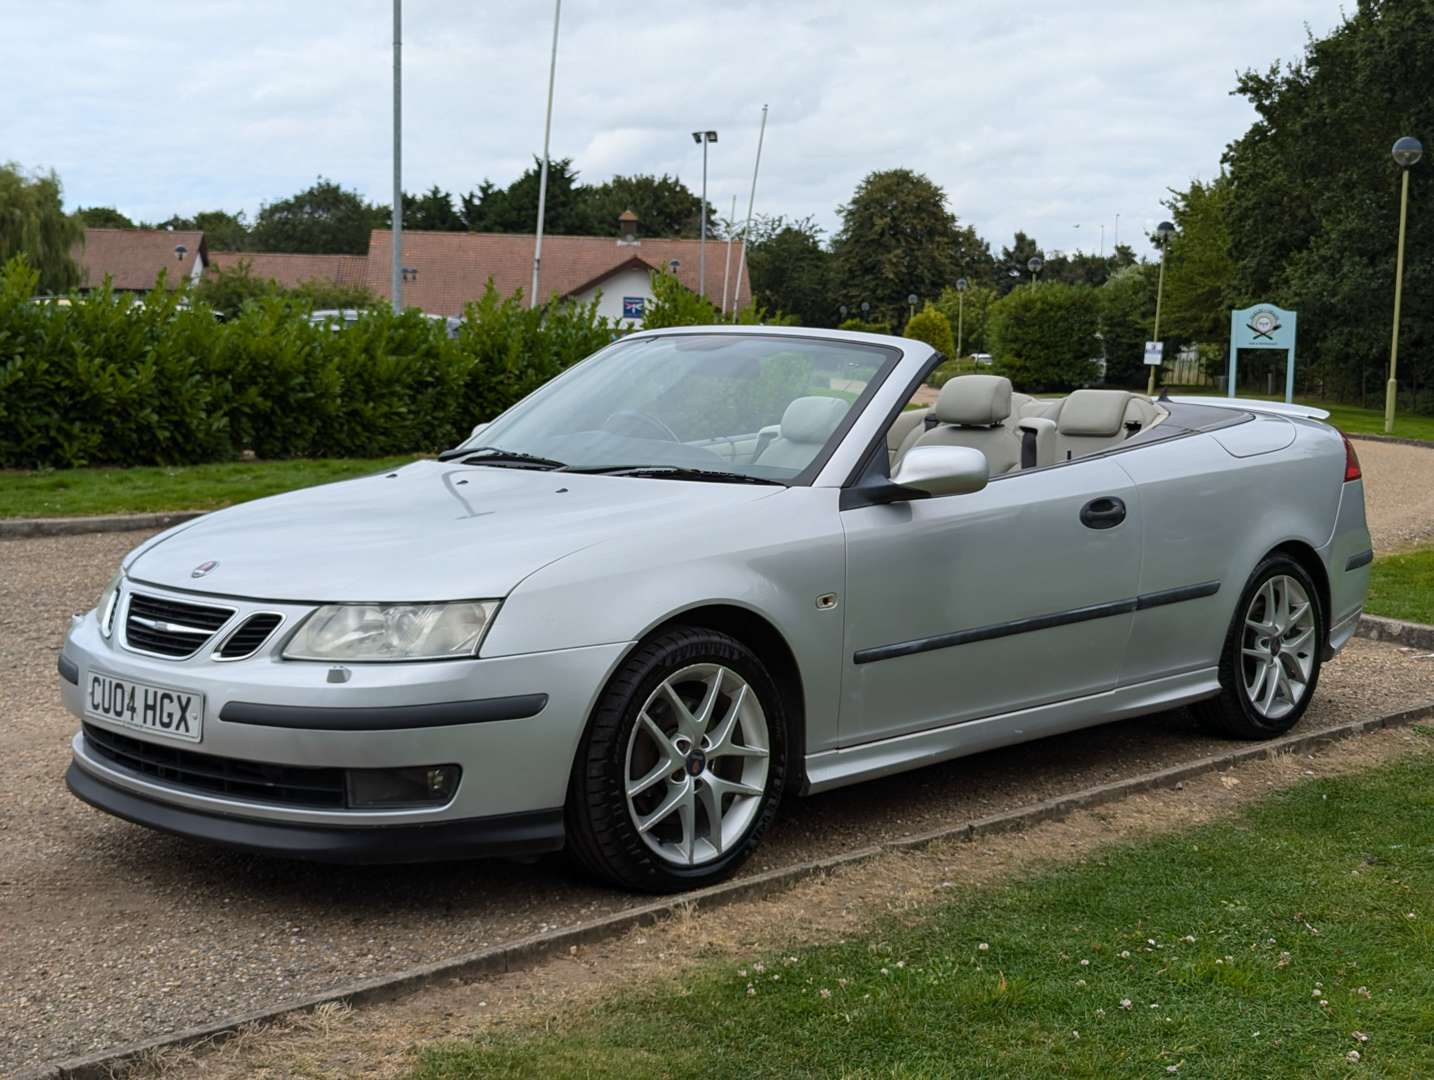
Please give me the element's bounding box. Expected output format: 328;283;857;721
1229;303;1297;402
622;296;646;320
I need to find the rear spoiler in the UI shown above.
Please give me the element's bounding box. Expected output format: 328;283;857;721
1165;396;1330;421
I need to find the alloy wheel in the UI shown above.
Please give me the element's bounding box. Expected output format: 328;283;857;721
623;663;771;867
1240;574;1316;721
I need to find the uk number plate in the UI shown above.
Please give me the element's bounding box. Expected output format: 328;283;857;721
85;672;204;743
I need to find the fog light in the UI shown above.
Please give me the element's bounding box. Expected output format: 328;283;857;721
346;765;460;808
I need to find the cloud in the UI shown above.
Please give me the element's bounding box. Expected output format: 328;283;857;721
5;0;1344;256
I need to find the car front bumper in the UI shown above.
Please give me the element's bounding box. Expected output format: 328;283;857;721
60;596;631;859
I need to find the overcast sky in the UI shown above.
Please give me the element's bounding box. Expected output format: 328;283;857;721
7;0;1343;256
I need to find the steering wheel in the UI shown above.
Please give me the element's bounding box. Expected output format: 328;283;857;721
603;410;681;442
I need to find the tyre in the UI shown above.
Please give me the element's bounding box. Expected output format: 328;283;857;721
1194;554;1325;739
566;625;788;892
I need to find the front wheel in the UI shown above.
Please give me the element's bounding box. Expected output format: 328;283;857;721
566;626;787;892
1194;554;1324;739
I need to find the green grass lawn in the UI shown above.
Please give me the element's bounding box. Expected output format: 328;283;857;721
1169;388;1434;442
414;748;1434;1079
0;457;419;518
1367;547;1434;625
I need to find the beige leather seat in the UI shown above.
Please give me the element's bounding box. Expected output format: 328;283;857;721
886;407;929;464
755;395;850;470
897;374;1021;475
1042;389;1133;460
1123;396;1160;433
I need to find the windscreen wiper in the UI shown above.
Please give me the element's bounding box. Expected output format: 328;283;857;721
566;465;785;486
436;445;567;469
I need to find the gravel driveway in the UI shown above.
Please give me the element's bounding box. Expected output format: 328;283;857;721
3;447;1433;1073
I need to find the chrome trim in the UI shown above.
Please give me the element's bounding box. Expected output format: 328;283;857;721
117;585;236;662
210;612;287;663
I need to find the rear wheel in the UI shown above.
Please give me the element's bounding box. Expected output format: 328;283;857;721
1194;554;1324;739
566;626;787;892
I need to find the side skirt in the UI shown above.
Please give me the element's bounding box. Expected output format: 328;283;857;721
802;668;1221;795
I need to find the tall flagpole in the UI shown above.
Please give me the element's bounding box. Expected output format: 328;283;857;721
720;194;736;315
390;0;402;314
530;0;562;309
731;104;767;322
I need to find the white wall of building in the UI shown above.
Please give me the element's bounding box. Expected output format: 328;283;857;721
570;265;656;328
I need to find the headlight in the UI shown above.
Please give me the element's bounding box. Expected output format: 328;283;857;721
283;601;499;661
97;571;123;639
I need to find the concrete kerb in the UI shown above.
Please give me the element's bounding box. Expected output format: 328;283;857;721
1357;613;1434;651
0;511;206;540
24;700;1434;1080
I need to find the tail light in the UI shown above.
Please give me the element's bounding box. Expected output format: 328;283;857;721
1342;435;1362;482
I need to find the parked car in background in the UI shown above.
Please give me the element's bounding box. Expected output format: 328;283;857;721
60;326;1371;892
308;308;462;338
969;352;994;366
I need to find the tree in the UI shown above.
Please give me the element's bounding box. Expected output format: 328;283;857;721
1161;175;1235;343
903;304;955;358
0;162;83;293
151;210;250;251
831;168;965;328
76;206;134;229
1098;263;1161;386
249;178;386;254
996;231;1043;295
582;173;711;237
460;158;588;234
933;282;997;356
403;185;465;231
746;216;832;326
988;282;1101;389
1222;1;1434;405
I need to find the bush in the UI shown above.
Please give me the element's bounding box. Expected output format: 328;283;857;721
988;282;1101;390
902;304;954;359
837;317;890;334
0;256;615;468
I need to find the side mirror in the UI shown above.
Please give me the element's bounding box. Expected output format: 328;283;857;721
468;422;489;442
890;445;989;498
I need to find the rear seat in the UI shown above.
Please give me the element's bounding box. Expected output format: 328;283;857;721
1041;389;1134;460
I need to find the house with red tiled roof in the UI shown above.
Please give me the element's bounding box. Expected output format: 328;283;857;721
365;212;750;324
208;251;369;289
72;228;207;292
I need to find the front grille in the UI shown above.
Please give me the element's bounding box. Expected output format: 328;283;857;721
124;592;234;659
83;722;346;808
215;613;283;659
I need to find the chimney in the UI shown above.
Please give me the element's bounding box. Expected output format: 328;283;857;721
618;209;639;245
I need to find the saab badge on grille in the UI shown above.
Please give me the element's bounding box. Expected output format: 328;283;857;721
191;560;219;579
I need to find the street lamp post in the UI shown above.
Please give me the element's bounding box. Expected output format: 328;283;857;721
906;292;918;323
691;130;718;299
1147;220;1176;396
954;277;968;359
530;0;563;310
1386;135;1422;433
1027;255;1042;283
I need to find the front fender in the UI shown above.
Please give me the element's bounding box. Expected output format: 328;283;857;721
482;487;847;753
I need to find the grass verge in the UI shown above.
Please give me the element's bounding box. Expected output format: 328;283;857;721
414;751;1434;1079
1367;547;1434;625
0;457;419;518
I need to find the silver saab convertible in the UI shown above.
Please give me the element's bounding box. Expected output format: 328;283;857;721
59;326;1373;891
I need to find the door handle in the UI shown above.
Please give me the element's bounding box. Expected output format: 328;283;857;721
1080;496;1127;530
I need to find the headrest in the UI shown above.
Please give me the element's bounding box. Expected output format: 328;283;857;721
933;374;1012;427
779;395;849;444
1057;389;1133;437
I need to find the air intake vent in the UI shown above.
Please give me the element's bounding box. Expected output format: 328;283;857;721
124;593;234;658
216;613;283;660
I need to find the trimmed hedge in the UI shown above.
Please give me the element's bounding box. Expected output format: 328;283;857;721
0;258;616;468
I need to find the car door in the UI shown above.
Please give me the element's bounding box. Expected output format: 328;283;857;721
838;456;1142;746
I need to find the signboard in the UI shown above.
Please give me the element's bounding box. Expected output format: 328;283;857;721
1228;303;1297;402
622;296;646;320
1143;341;1164;367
